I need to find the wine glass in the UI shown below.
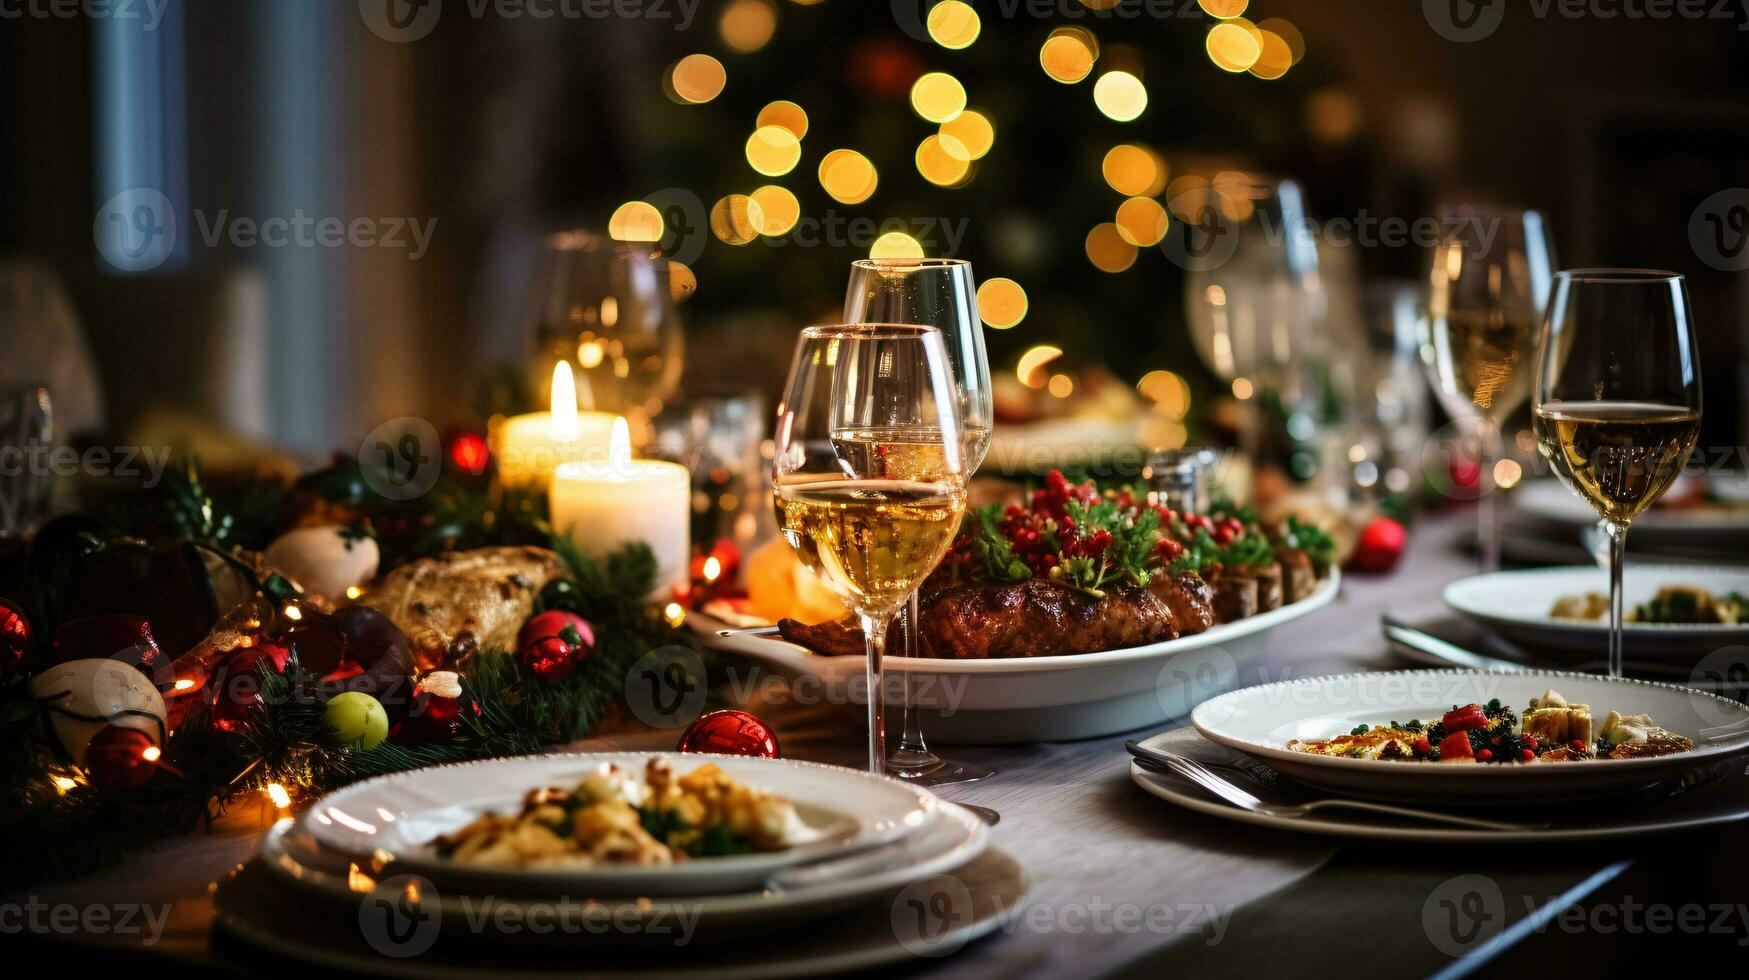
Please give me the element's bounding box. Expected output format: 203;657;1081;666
526;231;684;434
1533;271;1702;678
1420;205;1555;570
843;258;994;784
774;325;970;776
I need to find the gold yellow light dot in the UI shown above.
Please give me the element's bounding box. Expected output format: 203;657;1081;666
916;134;972;187
609;201;664;242
940;110;995;160
720;0;777;54
669;261;698;301
1307;88;1364;143
750;185;800;235
1093;71;1147;122
266;783;292;809
1018;345;1064;388
1258;18;1305;64
1138;370;1192;417
927;0;980;49
668;54;727;104
1166;174;1212;220
1232;377;1255;400
664;602;686;628
1249;30;1293;80
711;194;765;245
1048;373;1075;399
1198;0;1248;17
1494;458;1523;489
141;745;162;762
1115;197;1169;247
52;775;77;793
1207;20;1262;72
1102;144;1166;197
978;278;1029;329
910;72;967;123
1080;0;1122;9
1040;27;1099;84
173;678;197;692
757;99;809;139
745;125;802;176
1085;222;1138;272
819;149;878;205
870;231;925;259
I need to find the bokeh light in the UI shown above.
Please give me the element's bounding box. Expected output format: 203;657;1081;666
1093;71;1147;122
870;232;925;259
1115;197;1169;246
1198;0;1248;17
1138;370;1192;417
609;201;664;242
745;125;802;176
927;0;981;49
1206;21;1263;73
668;54;727;104
1257;18;1306;64
1018;345;1064;387
1084;222;1138;272
916;134;972;187
669;261;698;302
910;72;968;123
750;185;800;236
1249;29;1293;80
940;109;995;159
1040;27;1099;84
1048;374;1075;399
719;0;777;54
757;100;809;139
977;278;1029;329
711;194;764;245
819;149;879;204
1102;144;1167;197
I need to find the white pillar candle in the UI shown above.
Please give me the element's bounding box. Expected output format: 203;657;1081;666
550;417;691;597
494;362;619;488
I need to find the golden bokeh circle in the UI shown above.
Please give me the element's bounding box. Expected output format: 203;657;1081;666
1102;144;1166;197
910;72;968;123
870;232;925;260
719;0;777;54
819;149;879;205
710;194;765;246
927;0;981;50
1115;197;1169;247
750;185;800;236
1198;0;1248;17
940;110;995;160
1249;31;1293;80
608;201;664;242
1040;27;1099;84
757;100;809;139
1085;222;1138;273
669;54;727;104
1257;18;1305;64
1207;20;1263;73
916;134;972;187
1093;71;1147;122
977;278;1029;329
745;125;802;176
668;261;698;302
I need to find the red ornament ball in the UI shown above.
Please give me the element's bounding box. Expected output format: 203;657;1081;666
394;671;481;746
519;635;578;684
1349;517;1408;574
0;598;30;674
677;709;780;759
84;725;159;790
206;643;289;733
516;611;594;660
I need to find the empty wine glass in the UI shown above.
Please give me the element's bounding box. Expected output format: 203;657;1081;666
844;258;994;784
773;325;970;775
1533;271;1701;678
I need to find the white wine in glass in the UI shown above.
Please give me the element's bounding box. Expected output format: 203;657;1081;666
1532;271;1702;678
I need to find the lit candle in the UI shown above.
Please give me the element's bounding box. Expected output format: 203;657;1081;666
494;362;619;488
549;417;691;596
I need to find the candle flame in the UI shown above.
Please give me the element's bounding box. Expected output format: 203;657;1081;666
551;361;581;442
703;556;722;582
610;416;632;469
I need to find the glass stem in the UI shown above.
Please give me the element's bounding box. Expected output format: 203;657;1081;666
1476;418;1501;572
1606;520;1628;679
859;612;890;776
891;592;940;772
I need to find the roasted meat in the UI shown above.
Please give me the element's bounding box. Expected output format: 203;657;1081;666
366;546;565;668
1275;548;1317;603
1148;570;1215;636
1209;570;1259;622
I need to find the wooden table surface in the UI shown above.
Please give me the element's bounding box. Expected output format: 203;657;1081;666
10;513;1749;977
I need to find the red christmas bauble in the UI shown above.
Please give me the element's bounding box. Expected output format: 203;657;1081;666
206;644;288;733
516;611;594;660
52;614;166;683
0;598;29;674
1349;517;1407;574
677;709;780;758
518;635;577;684
393;671;480;746
85;725;159;790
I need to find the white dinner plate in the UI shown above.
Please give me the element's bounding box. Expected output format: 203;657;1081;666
1129;726;1749;843
697;571;1340;744
1444;565;1749;657
1514;477;1749;536
1191;669;1749;803
299;752;933;897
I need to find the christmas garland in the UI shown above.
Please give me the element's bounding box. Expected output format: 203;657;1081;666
0;459;686;883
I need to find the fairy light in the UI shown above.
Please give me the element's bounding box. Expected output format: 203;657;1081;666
745;125;802;176
1040;27;1099;84
667;54;727;104
1084;222;1138;272
266;783;293;809
818;149;878;204
703;556;723;583
173;678;197;692
977;278;1029;329
750;185;800;236
870;232;925;259
1115;197;1169;247
940;110;994;160
915;134;971;187
910;72;967;124
52;775;77;793
927;0;980;49
1494;458;1524;489
141;745;162;763
663;603;687;628
283;604;303;621
1198;0;1248;16
609;202;665;242
345;585;365;601
1207;21;1263;73
1093;71;1147;122
719;0;777;53
1048;374;1075;399
1103;144;1166;197
757;100;809;138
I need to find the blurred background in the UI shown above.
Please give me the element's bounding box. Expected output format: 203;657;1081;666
4;0;1748;529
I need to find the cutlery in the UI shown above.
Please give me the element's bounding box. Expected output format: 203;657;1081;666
715;625;781;638
1701;720;1749;745
1381;616;1538;672
1123;740;1550;832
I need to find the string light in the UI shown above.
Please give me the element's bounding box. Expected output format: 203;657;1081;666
141;745;162;763
703;556;723;582
940;109;995;159
1084;222;1138;272
345;585;366;600
818;149;878;204
719;0;778;53
1198;0;1248;17
282;604;302;621
1048;374;1075;399
1102;144;1166;197
927;0;980;49
757;100;809;138
1040;27;1099;84
667;54;727;104
750;185;800;236
916;134;972;186
1207;20;1263;73
266;783;293;809
910;72;967;123
1115;197;1169;246
663;603;687;628
977;278;1029;329
1093;71;1147;122
745;125;802;176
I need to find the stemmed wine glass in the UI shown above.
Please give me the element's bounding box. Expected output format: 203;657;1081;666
1533;271;1702;678
1420;205;1555;570
844;258;994;784
773;325;970;775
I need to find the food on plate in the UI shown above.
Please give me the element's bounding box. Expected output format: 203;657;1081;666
1550;585;1748;625
365;546;566;669
776;470;1334;659
433;758;798;868
1286;689;1694;763
744;537;852;626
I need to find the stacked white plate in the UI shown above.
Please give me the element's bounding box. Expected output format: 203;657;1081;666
213;752;1023;977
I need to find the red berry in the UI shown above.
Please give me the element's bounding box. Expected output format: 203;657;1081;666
1414;737;1432;755
1571;739;1586;752
1522;736;1538;751
1520;749;1535;762
1476;748;1493;762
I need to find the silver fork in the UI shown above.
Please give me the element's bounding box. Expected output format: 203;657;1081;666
1124;741;1549;832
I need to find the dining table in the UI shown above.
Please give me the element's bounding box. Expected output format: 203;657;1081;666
10;510;1749;977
